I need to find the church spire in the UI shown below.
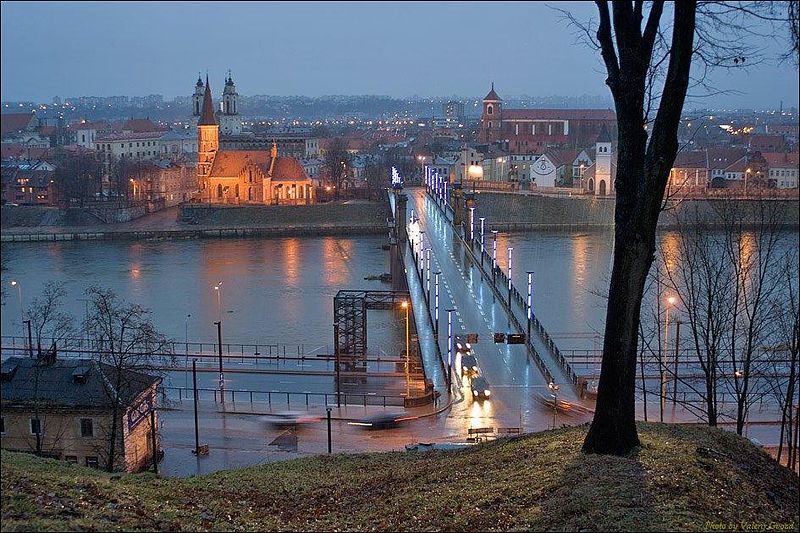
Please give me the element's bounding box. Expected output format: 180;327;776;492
198;74;216;126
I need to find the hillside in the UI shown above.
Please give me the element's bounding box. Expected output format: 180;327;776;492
1;423;797;532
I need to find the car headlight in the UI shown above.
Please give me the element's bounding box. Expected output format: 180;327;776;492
484;390;491;396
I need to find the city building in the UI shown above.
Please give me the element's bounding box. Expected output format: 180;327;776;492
192;73;241;135
580;126;616;195
1;356;161;473
668;150;710;191
763;151;799;189
1;160;55;205
443;100;465;121
196;77;315;205
478;84;617;151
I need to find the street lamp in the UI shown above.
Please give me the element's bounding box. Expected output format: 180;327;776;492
425;248;431;304
526;271;534;339
184;314;192;390
469;206;475;242
507;246;514;306
401;301;410;398
661;295;676;422
10;280;23;336
446;308;455;389
491;230;498;280
479;217;486;253
213;281;223;322
548;382;560;430
434;271;440;335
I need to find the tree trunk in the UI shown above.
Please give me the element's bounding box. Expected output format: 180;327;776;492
583;229;653;453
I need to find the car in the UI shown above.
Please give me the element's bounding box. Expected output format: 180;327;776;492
262;411;321;428
471;377;492;400
460;354;480;379
348;412;416;430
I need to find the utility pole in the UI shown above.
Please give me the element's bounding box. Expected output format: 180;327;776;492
673;320;681;405
333;322;341;408
326;407;332;454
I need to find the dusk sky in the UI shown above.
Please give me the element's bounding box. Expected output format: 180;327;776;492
1;1;797;109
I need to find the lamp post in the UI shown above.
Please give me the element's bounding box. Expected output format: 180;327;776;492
184;314;191;390
213;281;223;322
491;230;498;282
214;320;224;403
10;280;23;338
434;271;440;335
425;248;431;305
548;382;560;430
479;217;486;258
401;301;410;398
661;295;676;422
469;206;475;242
446;308;455;389
526;271;534;339
507;246;514;307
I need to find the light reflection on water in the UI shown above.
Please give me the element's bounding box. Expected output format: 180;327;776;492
1;236;395;349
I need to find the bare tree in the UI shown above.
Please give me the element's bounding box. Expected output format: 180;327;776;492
83;286;172;471
20;281;77;455
773;251;799;469
557;1;796;455
323;138;352;200
52;149;102;208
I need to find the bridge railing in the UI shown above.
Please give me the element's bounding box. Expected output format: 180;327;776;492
159;385;406;408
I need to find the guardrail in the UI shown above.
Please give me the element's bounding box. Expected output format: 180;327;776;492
160;385;406;408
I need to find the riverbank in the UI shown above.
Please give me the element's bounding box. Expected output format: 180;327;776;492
469;190;800;229
0;200;392;242
2;423;797;531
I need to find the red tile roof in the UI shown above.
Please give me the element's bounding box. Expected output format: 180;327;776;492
1;144;50;160
502;109;617;121
1;112;36;136
672;150;708;169
209;150;309;181
707;147;747;169
762;151;799;168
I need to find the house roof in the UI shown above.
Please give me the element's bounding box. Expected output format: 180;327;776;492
67;120;107;132
1;357;161;410
209;150;310;181
761;151;799;168
724;155;749;173
502;109;617;121
707;147;747;169
672;150;708;169
1;112;36;136
1;144;50;160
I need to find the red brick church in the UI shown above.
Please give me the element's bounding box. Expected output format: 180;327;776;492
478;84;617;152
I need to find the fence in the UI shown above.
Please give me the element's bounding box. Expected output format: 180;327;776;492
160;385;406;408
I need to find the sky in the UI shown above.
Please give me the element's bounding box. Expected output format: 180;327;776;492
1;1;797;109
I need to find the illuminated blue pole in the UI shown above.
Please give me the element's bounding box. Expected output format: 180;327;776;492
447;308;454;389
526;271;533;339
425;248;431;304
434;271;440;334
507;247;513;307
491;230;498;282
469;206;475;242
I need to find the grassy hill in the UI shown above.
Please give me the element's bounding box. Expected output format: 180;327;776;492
2;423;797;532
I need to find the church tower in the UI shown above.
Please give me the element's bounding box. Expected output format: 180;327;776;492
192;74;204;117
480;83;502;143
219;71;242;135
594;124;613;195
197;75;219;200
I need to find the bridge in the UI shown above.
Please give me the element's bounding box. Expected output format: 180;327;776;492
388;184;593;433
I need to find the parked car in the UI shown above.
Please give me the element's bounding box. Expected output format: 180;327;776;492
471;377;492;400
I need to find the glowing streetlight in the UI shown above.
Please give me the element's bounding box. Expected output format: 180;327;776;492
425;248;431;304
469;206;475;242
491;230;499;280
446;308;455;389
434;271;440;335
213;281;223;322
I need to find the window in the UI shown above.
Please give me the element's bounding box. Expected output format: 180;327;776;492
487;105;493;115
85;456;99;468
80;418;94;438
30;418;41;435
65;456;78;464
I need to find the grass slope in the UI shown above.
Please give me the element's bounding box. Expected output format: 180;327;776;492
2;423;797;532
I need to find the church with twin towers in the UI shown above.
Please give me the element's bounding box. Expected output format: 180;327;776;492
191;73;315;205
